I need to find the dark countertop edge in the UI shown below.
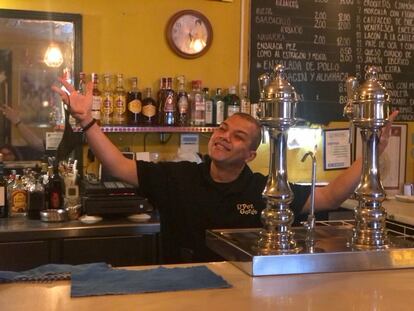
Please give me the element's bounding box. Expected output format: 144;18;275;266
0;217;160;242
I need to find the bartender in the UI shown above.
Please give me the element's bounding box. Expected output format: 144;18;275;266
52;79;397;263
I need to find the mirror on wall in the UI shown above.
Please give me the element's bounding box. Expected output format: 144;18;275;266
0;9;82;163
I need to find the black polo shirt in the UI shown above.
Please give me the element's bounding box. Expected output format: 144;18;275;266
137;156;310;263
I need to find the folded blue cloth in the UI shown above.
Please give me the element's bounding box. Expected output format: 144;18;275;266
0;262;110;283
71;265;231;297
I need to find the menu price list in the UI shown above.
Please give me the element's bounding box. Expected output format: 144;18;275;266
250;0;414;123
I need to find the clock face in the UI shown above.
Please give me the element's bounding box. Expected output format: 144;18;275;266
166;10;213;59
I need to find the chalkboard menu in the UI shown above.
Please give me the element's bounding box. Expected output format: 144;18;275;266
249;0;414;124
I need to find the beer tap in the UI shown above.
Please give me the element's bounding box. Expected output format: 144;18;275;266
344;66;390;249
256;64;300;254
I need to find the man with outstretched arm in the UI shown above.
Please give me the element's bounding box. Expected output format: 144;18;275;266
53;78;397;263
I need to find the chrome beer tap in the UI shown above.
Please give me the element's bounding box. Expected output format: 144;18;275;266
257;64;300;254
344;66;390;249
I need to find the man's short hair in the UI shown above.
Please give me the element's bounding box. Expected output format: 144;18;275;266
233;112;262;151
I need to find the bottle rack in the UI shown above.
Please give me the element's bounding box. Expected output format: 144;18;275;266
73;126;217;133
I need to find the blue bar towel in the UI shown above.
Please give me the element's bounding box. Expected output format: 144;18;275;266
71;265;231;297
0;262;110;283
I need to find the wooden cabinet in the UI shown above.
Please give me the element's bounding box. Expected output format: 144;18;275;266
0;217;160;271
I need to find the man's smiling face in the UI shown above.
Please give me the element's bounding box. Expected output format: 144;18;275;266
208;114;259;166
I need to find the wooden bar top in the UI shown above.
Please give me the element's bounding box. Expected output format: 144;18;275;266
1;261;413;311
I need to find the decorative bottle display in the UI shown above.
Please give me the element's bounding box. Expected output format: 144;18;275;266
189;80;205;126
8;176;27;217
48;165;63;210
101;74;114;125
141;88;158;125
113;74;127;125
203;88;213;126
176;75;189;126
0;153;7;218
91;73;102;124
160;77;177;126
225;86;240;119
240;83;251;114
213;88;225;125
126;77;142;125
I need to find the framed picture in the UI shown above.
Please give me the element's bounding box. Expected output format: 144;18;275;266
323;129;352;170
354;124;407;194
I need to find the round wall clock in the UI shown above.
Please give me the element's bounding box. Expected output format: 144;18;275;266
166;10;213;59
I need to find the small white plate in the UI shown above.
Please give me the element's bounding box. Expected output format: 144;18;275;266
128;214;151;222
395;195;414;203
79;215;103;224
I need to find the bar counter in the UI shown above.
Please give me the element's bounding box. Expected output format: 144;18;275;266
1;261;413;311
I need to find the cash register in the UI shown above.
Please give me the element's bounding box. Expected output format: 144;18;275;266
81;160;153;216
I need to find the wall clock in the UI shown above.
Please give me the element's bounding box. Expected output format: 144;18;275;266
166;10;213;59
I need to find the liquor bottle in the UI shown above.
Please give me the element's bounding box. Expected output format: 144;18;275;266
213;88;225;125
126;77;142;125
48;165;63;210
189;80;205;126
141;88;158;125
0;153;7;218
8;176;27;217
240;83;251;114
78;72;87;95
27;178;45;220
101;74;114;125
176;75;189;126
203;88;213;126
91;73;102;124
113;73;127;125
160;77;177;126
225;86;240;119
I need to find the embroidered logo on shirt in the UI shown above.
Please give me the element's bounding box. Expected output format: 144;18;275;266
237;203;258;215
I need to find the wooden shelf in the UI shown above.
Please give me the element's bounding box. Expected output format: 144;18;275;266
74;126;217;133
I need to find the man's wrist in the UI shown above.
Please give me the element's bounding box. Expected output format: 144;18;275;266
79;117;94;128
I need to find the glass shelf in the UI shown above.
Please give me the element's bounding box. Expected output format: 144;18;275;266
74;126;217;133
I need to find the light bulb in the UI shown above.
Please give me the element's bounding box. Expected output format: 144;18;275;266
44;44;63;67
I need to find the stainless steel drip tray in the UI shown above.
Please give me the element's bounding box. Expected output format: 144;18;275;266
206;225;414;276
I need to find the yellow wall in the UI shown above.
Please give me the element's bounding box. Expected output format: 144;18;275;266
1;0;242;90
2;0;413;184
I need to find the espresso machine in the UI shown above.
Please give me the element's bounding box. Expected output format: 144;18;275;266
206;65;414;276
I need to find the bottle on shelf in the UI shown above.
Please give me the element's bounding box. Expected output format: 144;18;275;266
176;75;189;126
78;72;87;95
240;83;251;115
48;163;63;210
8;175;27;217
225;85;240;119
91;73;102;124
0;153;7;218
113;73;127;125
27;177;45;220
101;73;114;125
203;87;213;126
160;77;177;126
213;88;225;125
189;80;205;126
157;77;167;125
126;77;142;126
141;87;158;126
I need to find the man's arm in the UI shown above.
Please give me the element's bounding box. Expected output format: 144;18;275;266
302;110;399;213
52;79;138;186
0;105;44;152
